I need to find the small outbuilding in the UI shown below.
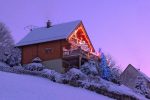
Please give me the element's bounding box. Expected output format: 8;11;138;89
120;64;150;90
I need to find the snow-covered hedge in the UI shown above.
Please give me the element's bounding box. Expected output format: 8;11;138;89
24;63;44;71
0;62;63;83
42;69;63;83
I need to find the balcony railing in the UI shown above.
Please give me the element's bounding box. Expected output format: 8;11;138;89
63;48;99;60
63;48;82;57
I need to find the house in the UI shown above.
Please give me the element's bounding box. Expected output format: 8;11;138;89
120;64;150;90
16;20;98;73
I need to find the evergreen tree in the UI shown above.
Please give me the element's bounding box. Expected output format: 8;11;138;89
99;49;111;80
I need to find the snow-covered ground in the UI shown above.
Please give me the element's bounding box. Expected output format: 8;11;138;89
0;71;113;100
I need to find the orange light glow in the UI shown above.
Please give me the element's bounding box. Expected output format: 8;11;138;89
68;25;94;52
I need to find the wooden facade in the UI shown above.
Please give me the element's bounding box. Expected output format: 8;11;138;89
21;40;68;64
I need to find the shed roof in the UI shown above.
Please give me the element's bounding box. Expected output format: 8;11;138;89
16;20;81;46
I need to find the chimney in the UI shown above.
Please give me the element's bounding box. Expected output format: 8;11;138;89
46;20;51;28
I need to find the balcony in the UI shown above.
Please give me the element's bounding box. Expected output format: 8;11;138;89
63;47;98;60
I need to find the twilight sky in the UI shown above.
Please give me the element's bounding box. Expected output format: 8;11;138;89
0;0;150;76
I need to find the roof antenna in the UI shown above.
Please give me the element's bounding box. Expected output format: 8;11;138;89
24;25;38;32
137;64;141;71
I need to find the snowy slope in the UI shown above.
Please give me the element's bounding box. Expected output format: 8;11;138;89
99;78;148;100
0;71;113;100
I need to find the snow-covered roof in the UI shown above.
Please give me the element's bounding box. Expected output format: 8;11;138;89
138;70;150;82
16;20;81;47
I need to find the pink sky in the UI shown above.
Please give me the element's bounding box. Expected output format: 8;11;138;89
0;0;150;76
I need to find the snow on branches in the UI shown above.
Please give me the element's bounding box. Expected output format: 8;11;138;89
98;49;121;84
0;22;14;47
134;75;150;97
0;22;21;67
25;57;44;71
80;59;99;76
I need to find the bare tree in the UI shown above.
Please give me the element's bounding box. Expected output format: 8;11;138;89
0;22;21;66
0;22;14;47
106;54;116;67
105;54;122;84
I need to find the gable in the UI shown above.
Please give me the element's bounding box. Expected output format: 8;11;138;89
16;20;81;47
120;64;150;85
67;22;95;52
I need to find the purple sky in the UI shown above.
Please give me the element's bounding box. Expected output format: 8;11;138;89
0;0;150;76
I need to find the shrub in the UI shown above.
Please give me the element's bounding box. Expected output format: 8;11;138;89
6;48;21;67
86;75;101;83
80;60;99;76
65;68;87;81
41;69;63;83
24;63;44;71
24;57;45;71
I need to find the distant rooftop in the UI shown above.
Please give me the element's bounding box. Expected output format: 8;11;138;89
128;64;150;82
16;20;81;47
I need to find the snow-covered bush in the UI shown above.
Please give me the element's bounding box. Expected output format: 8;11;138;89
65;68;87;81
110;67;121;84
25;57;44;71
13;65;23;69
0;47;21;67
25;63;44;71
80;60;99;76
134;75;150;97
42;69;63;82
5;47;21;67
86;75;101;83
